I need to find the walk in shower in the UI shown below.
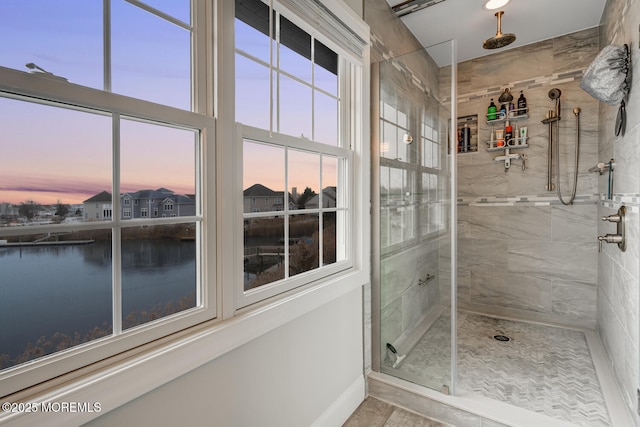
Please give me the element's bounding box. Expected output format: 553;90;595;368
371;38;635;427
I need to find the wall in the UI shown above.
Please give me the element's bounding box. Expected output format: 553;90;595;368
86;287;364;427
598;0;640;420
443;28;602;328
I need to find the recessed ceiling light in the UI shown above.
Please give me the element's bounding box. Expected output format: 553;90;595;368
483;0;510;10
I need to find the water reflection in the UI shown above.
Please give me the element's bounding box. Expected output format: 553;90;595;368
0;238;196;369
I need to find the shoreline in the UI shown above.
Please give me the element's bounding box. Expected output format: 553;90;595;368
0;240;95;247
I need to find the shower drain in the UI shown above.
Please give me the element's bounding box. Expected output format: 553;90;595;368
493;335;511;342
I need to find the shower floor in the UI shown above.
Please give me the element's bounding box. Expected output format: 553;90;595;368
383;312;611;426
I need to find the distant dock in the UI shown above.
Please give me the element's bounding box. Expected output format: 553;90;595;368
0;240;95;247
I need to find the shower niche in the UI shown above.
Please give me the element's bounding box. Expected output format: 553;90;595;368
455;114;478;153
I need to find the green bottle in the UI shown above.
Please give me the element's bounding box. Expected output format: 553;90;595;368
487;98;497;120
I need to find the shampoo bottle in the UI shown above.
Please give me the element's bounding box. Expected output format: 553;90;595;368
487;98;497;120
505;122;513;146
517;91;527;115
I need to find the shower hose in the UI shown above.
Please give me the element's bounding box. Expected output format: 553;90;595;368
555;111;580;205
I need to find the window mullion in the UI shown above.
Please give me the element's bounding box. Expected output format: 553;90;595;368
112;113;123;336
311;36;315;142
318;154;323;267
284;147;290;278
269;1;274;136
104;0;111;92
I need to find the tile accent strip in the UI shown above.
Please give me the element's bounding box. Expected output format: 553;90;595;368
457;194;599;207
447;68;587;103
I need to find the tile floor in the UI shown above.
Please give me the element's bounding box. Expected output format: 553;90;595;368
382;312;610;426
343;396;452;427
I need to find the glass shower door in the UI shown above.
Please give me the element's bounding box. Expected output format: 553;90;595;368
373;40;456;394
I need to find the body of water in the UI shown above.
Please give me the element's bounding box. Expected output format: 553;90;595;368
0;239;196;363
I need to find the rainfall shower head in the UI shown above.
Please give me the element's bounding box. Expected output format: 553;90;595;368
483;11;516;50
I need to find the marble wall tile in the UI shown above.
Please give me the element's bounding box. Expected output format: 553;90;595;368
380;263;413;309
597;287;631;402
470;39;554;89
607;207;639;286
551;204;597;243
342;0;362;18
365;0;422;63
457;238;509;308
612;127;640;195
470;269;553;313
613;261;639;349
460;205;551;241
381;297;402;351
597;0;640;405
507;240;597;284
459;238;508;273
553;27;599;73
402;281;432;331
551;280;597;323
458;163;509;198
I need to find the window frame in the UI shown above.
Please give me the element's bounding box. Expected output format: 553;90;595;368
0;0;216;398
233;0;363;309
236;125;353;307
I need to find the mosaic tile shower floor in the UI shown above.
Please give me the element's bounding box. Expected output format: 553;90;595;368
384;312;611;426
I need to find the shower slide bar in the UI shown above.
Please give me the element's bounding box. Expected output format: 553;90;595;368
589;159;615;199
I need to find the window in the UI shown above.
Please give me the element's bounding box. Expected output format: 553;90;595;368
0;0;214;398
0;0;193;110
235;0;362;307
0;0;367;407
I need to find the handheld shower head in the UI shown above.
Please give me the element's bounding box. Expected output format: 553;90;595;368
548;88;562;118
548;88;562;100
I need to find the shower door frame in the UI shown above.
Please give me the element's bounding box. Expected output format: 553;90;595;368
371;40;458;395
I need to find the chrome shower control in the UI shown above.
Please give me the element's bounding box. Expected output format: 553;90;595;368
597;206;626;252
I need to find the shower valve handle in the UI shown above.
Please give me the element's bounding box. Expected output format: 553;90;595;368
601;214;621;223
598;234;623;252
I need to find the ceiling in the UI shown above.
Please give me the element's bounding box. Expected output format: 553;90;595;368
385;0;608;66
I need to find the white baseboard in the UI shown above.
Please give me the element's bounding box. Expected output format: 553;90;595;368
311;375;365;427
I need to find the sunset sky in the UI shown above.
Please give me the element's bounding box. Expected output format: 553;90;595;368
0;1;336;206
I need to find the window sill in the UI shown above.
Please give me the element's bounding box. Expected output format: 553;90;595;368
0;269;367;427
